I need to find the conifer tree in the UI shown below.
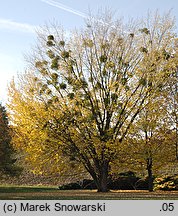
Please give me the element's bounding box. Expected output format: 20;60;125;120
0;103;19;176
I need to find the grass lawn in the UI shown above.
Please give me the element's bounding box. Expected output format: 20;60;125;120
1;185;178;200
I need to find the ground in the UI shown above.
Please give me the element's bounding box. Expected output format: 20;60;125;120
0;186;178;200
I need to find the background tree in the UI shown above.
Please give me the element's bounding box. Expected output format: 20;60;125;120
167;67;178;160
8;76;87;180
0;103;20;176
8;11;177;192
117;96;175;191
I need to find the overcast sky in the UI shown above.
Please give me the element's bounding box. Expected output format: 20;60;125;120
0;0;178;104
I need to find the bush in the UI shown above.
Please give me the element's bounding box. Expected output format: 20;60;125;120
133;178;149;190
109;171;148;190
154;175;178;191
80;179;97;189
58;171;149;190
58;179;97;190
58;182;82;190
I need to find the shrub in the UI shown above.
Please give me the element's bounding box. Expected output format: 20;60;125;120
154;175;177;191
58;171;149;190
58;179;97;190
109;171;147;190
58;182;81;190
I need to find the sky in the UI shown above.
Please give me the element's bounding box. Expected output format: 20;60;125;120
0;0;178;104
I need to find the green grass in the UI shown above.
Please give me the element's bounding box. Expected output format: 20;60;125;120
0;185;57;193
1;185;178;200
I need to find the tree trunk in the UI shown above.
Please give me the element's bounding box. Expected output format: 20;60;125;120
94;162;109;192
147;157;153;192
97;172;109;192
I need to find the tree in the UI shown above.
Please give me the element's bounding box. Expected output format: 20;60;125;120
167;67;178;159
8;11;178;192
118;96;175;191
8;77;87;181
0;103;19;176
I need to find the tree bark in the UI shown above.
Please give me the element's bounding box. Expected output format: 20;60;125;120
93;162;109;192
97;171;109;192
147;157;153;192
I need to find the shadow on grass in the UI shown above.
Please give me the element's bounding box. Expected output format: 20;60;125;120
1;186;178;200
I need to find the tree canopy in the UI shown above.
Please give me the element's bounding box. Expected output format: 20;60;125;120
8;11;178;192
